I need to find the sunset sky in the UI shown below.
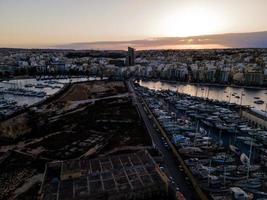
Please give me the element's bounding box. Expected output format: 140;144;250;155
1;0;267;49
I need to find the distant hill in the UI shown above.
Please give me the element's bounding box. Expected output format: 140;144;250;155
54;31;267;50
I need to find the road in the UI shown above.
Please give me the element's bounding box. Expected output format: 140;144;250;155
127;80;198;200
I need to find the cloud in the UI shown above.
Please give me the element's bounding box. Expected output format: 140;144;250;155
53;31;267;50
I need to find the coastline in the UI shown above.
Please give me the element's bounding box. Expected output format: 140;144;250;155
0;75;90;81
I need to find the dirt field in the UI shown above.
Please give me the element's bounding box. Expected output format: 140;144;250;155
56;80;127;102
0;113;31;140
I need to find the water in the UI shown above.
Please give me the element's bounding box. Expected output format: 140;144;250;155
138;80;267;111
0;76;104;110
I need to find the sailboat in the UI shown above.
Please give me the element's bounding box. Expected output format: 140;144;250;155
229;145;241;156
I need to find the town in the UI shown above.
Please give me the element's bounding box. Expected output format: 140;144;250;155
0;48;267;87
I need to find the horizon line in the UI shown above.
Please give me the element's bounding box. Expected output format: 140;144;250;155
1;30;267;50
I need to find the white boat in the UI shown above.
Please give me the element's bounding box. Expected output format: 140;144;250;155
235;178;262;189
237;165;261;172
243;140;263;147
229;187;250;200
216;165;237;172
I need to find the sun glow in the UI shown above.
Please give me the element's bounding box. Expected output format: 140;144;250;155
161;6;223;37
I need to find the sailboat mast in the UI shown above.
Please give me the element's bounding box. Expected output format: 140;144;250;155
208;159;212;187
247;139;253;180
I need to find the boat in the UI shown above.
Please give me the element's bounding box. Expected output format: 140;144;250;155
212;153;235;164
254;100;264;104
251;172;267;180
216;165;237;172
229;145;241;156
219;175;247;181
200;176;229;192
25;84;34;87
191;164;217;176
236;136;255;142
229;187;251;200
237;165;261;172
1;88;46;98
184;132;204;138
185;158;209;166
201;120;214;128
246;189;267;199
36;92;46;98
200;144;220;152
35;83;46;89
243;140;263;147
235;178;262;189
51;85;61;89
179;147;208;158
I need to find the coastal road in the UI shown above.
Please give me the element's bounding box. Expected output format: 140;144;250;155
127;80;198;200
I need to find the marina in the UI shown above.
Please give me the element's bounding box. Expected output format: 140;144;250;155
0;76;105;118
135;83;267;199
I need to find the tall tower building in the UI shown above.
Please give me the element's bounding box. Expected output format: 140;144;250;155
126;47;135;66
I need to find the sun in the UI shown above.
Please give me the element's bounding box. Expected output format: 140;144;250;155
161;6;222;37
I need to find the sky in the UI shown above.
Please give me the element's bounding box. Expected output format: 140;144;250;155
0;0;267;49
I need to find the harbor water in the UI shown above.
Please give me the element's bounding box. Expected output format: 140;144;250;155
138;80;267;111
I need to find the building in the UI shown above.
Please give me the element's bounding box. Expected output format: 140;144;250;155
263;67;267;85
243;65;264;86
126;47;135;66
109;59;125;67
244;71;264;86
39;151;176;200
0;65;16;76
219;67;231;83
